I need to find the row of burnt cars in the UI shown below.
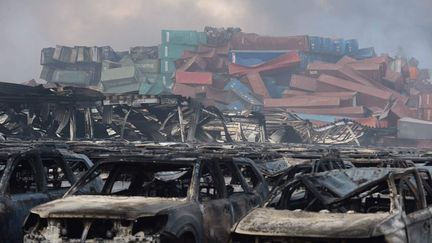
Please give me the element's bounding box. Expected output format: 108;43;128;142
1;140;432;242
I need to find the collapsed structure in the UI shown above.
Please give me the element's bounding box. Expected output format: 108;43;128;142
35;27;432;146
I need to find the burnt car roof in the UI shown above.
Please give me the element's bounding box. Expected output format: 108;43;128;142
299;168;394;198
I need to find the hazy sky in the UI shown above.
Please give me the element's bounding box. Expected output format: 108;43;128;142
1;0;431;83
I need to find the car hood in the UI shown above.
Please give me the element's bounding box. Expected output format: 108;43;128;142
234;208;393;238
31;195;189;220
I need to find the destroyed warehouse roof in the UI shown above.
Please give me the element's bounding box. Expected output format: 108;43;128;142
0;82;104;104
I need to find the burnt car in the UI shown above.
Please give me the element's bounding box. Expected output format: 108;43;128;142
0;146;95;243
23;155;269;243
232;167;432;243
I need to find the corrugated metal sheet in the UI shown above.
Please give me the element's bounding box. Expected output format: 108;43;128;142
175;71;212;85
161;30;207;45
264;96;340;108
230;33;310;51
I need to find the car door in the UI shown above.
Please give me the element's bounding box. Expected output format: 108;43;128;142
234;160;269;209
400;172;432;243
41;157;76;200
218;160;257;224
198;161;232;243
0;153;49;243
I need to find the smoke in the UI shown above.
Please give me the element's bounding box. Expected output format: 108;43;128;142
0;0;431;82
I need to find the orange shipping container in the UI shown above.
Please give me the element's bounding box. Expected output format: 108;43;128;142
409;66;418;80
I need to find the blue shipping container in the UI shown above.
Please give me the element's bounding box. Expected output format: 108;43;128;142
224;79;262;106
345;39;359;55
354;47;377;60
229;50;287;67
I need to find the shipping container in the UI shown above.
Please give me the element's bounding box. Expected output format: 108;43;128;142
159;44;197;59
134;59;160;73
354;47;376;60
40;48;55;65
102;60;122;70
345;39;359;55
104;82;141;94
139;78;165;95
224;79;262;106
161;30;207;45
99;46;120;62
175;71;212;85
299;52;340;70
161;73;174;89
230;33;310;51
39;66;55;81
51;70;92;86
229;50;287;66
136;72;159;84
398;117;432;139
332;39;346;56
118;55;134;66
101;66;137;88
160;59;177;73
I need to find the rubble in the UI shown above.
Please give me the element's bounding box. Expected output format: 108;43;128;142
37;27;432;147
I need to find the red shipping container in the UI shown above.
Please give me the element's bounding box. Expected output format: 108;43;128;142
175;71;213;85
264;96;340;108
419;94;432;108
247;72;269;98
229;51;301;76
231;33;310;51
289;75;318;92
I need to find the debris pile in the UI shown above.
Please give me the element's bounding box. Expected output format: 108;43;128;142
38;27;432;144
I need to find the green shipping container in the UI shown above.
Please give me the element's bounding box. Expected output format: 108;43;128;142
161;73;174;90
51;70;91;86
134;59;160;73
139;79;165;95
136;72;159;83
104;82;141;94
101;66;137;89
159;44;197;59
161;30;207;45
160;59;177;74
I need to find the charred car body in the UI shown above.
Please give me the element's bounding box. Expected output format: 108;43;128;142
24;154;269;243
0;145;95;242
232;167;432;243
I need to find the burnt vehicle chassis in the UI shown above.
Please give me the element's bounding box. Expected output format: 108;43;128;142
232;167;432;243
0;144;95;242
23;153;269;243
